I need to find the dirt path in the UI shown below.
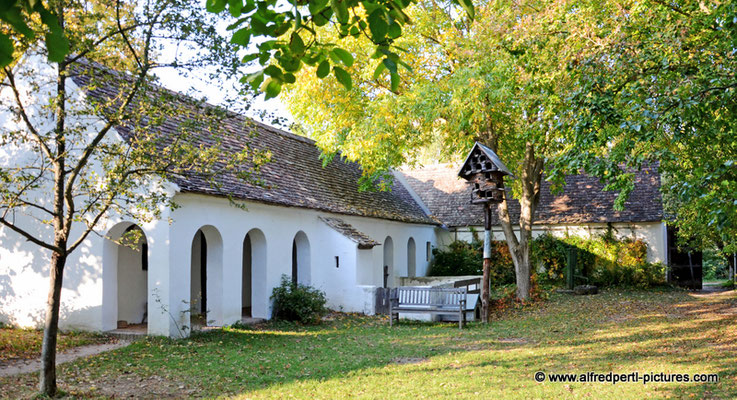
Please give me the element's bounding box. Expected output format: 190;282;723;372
0;340;131;377
695;282;732;295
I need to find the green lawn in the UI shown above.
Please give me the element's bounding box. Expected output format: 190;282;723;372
2;288;736;399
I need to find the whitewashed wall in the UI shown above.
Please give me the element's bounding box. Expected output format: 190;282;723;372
163;193;438;336
0;54;174;334
437;221;668;263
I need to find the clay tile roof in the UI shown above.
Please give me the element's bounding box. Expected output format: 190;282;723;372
399;163;663;227
319;217;381;249
70;62;435;225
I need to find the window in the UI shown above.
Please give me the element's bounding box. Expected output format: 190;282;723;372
335;256;340;268
426;242;432;262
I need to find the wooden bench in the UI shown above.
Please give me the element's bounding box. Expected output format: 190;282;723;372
389;287;468;329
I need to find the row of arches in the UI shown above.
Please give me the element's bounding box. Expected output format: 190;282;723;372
382;236;418;288
188;227;312;325
109;223;312;330
107;221;424;332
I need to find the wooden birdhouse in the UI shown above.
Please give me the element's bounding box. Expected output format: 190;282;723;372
457;142;513;204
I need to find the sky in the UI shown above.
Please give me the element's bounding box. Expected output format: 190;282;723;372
150;7;296;128
153;67;295;128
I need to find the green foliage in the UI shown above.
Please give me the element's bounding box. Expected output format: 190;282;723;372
530;233;666;289
209;0;473;96
0;0;69;66
271;275;328;324
529;233;568;281
563;0;737;252
283;0;589;188
427;238;515;285
703;248;729;281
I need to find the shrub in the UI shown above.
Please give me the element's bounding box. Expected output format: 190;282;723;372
530;233;568;280
428;237;515;285
530;231;666;288
271;275;328;324
703;248;729;280
490;274;548;311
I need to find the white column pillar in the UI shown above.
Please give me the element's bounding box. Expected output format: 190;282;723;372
221;233;243;326
146;217;181;337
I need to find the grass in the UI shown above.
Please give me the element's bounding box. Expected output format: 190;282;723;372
1;287;736;399
0;327;111;363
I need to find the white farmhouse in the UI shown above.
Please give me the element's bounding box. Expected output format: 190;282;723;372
0;58;667;338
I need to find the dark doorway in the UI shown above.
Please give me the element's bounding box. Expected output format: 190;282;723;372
667;226;703;290
291;239;298;285
200;230;207;314
242;234;252;318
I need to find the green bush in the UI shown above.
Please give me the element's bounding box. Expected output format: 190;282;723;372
429;229;665;289
703;248;729;280
530;231;666;288
428;236;515;285
530;233;568;281
271;275;328;324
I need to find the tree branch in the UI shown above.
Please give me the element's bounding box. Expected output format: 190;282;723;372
3;67;54;160
0;215;61;253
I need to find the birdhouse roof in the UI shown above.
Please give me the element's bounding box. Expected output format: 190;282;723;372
457;142;514;178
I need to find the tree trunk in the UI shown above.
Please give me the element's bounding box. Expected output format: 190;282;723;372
496;141;543;301
41;24;69;395
39;249;67;396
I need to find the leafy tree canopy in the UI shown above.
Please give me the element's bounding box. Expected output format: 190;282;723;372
563;0;737;252
284;0;616;300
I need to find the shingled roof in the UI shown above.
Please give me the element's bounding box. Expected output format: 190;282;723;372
399;164;663;228
319;217;381;249
70;64;435;225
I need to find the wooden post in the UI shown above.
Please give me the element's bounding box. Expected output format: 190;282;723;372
481;203;492;323
566;246;576;290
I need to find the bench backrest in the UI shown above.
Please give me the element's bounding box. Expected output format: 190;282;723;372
394;287;467;307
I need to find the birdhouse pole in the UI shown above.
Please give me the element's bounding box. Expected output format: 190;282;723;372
457;142;513;324
482;202;493;323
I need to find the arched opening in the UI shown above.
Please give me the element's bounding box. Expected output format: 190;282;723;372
292;231;311;285
242;229;267;318
102;222;148;333
190;226;223;327
383;236;394;288
407;237;416;278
